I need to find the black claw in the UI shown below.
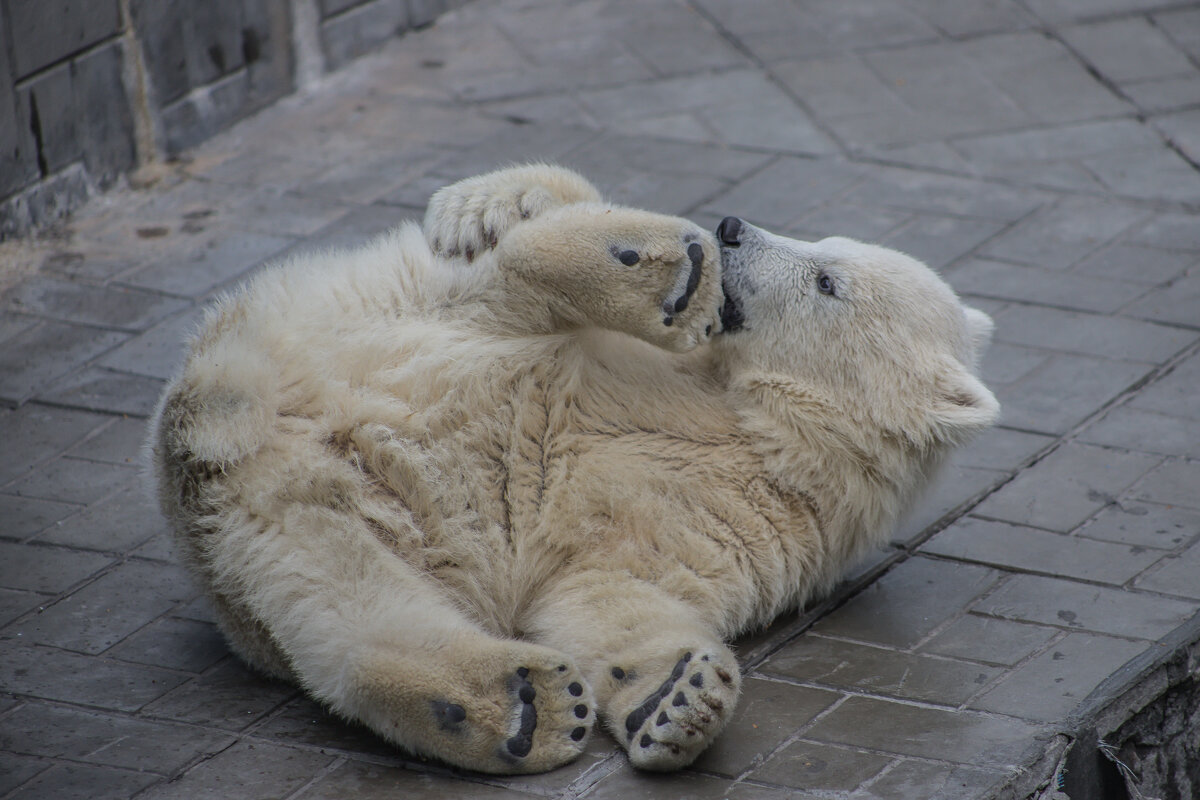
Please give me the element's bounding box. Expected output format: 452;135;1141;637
568;682;583;697
571;726;587;741
673;691;688;707
689;672;704;688
575;704;588;719
657;711;669;726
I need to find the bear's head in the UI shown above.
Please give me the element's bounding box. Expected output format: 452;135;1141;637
712;217;998;450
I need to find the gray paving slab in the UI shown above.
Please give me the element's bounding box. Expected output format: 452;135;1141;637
1;0;1199;797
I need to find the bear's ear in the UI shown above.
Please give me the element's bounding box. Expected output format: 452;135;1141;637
961;306;994;366
929;359;999;441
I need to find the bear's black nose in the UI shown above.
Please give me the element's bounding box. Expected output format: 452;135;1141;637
716;216;742;247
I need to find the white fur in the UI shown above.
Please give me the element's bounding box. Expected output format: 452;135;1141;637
149;165;997;774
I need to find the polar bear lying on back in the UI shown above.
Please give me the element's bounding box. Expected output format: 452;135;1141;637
151;165;997;774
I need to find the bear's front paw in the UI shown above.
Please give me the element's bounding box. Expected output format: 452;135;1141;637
607;646;741;771
424;165;602;262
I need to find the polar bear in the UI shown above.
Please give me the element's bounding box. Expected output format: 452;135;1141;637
150;165;997;775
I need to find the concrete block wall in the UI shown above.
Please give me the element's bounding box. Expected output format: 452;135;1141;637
0;0;465;239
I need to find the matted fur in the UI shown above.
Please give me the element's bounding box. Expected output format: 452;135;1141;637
149;165;997;774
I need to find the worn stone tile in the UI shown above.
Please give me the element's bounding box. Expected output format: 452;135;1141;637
65;416;148;465
980;197;1148;271
1128;354;1200;419
993;304;1196;364
921;517;1161;584
95;307;205;381
976;342;1051;388
952;427;1054;473
787;203;910;243
0;701;235;774
1135;540;1200;599
966;32;1133;123
297;759;542;799
0;752;48;796
0;641;188;711
119;232;293;298
880;215;1005;271
1061;18;1195;84
586;766;772;800
1072;243;1197;286
972;443;1160;532
139;740;335;800
969;632;1146;721
691;677;840;777
1123;75;1200;113
842;166;1045;222
6;762;160;800
698;157;864;229
284;204;416;256
130;530;181;564
5;276;190;332
1120;269;1200;329
972;573;1198;639
577;70;835;155
141;658;297;730
1126;211;1200;251
805;695;1044;767
992;353;1152;434
890;464;1008;545
1081;407;1200;460
34;483;161;552
0;540;112;593
0;407;106;489
1129;459;1200;511
15;559;195;654
811;557;1001;648
0;318;129;406
1084;146;1200;204
37;367;166;417
919;614;1058;666
949;258;1146;313
0;493;80;539
853;758;1012;800
4;455;137;505
748;740;891;791
761;635;1002;705
253;695;406;759
0;587;45;627
107;616;230;673
1078;501;1200;551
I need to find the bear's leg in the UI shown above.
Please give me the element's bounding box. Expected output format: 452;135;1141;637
201;504;594;774
520;571;741;771
494;205;725;353
424;164;603;261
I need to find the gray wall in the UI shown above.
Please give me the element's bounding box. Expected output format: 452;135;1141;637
0;0;464;239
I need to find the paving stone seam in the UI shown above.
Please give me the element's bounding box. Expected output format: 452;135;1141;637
716;690;854;783
1041;18;1200;177
682;0;854;161
277;753;349;800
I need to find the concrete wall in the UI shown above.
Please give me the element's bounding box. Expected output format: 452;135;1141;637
0;0;464;239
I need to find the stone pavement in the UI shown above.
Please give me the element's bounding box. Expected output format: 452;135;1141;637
2;0;1199;797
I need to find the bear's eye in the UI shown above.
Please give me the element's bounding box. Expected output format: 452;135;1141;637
817;273;836;296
